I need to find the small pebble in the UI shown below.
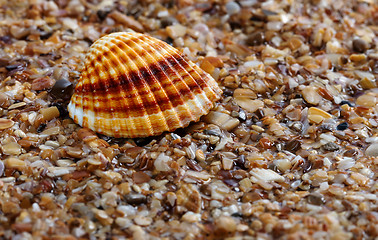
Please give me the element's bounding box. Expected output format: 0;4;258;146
322;142;340;151
307;193;325;205
5;64;22;71
365;143;378;157
160;17;177;28
352;38;368;53
125;194;147;205
50;79;74;100
225;2;241;15
246;32;264;46
336;122;348;131
285;139;301;153
340;100;354;107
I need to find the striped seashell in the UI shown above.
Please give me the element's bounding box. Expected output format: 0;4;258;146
68;32;222;138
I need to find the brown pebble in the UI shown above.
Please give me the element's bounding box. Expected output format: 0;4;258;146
352;38;368;53
285;139;301;153
215;216;237;235
31;77;56;91
0;92;10;108
125;194;147;205
132;172;151;184
307;193;325;205
0;118;14;130
246;32;264;46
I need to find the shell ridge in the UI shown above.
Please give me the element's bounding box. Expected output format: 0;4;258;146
108;37;162;136
121;36;193;129
94;42;150;137
141;36;211;116
86;48;105;132
94;43;122;136
113;36;175;134
130;35;202;121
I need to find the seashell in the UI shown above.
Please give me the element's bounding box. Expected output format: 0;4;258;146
68;32;222;138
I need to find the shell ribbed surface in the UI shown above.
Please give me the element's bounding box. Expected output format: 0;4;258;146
68;32;222;138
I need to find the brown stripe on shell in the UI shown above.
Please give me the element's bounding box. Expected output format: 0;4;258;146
122;35;195;125
91;43;155;122
109;37;176;129
75;56;209;114
113;36;185;130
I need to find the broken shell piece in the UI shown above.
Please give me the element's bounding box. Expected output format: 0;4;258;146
68;32;222;138
308;107;333;124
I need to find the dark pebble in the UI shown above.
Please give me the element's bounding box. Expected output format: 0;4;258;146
51;102;69;118
280;118;289;124
255;108;265;119
336;122;348;131
285;139;301;153
322;142;340;151
340;100;354;107
343;148;358;157
0;35;11;44
231;212;243;218
50;79;74;100
125;194;147;205
302;160;312;173
246;32;264;46
5;64;22;71
37;123;46;133
199;184;211;196
238;110;246;121
134;137;155;146
235;155;246;169
97;10;110;21
352;38;368;53
222;88;234;97
307;193;325;205
160;16;177;28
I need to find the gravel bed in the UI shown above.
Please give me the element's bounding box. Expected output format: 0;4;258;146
0;0;377;239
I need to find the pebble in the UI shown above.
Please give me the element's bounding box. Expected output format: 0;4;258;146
322;142;340;151
215;216;237;235
166;24;187;38
336;122;348;131
0;118;14;130
352;38;369;53
160;17;177;28
4;157;25;170
50;79;74;100
365;143;378;157
340;100;354;107
225;1;240;15
0;160;4;176
2;142;22;155
356;94;377;108
285;139;301;153
307;193;325;206
302;86;322;105
125;194;147;205
245;32;265;46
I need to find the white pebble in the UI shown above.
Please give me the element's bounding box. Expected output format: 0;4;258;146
365;143;378;157
225;2;240;15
